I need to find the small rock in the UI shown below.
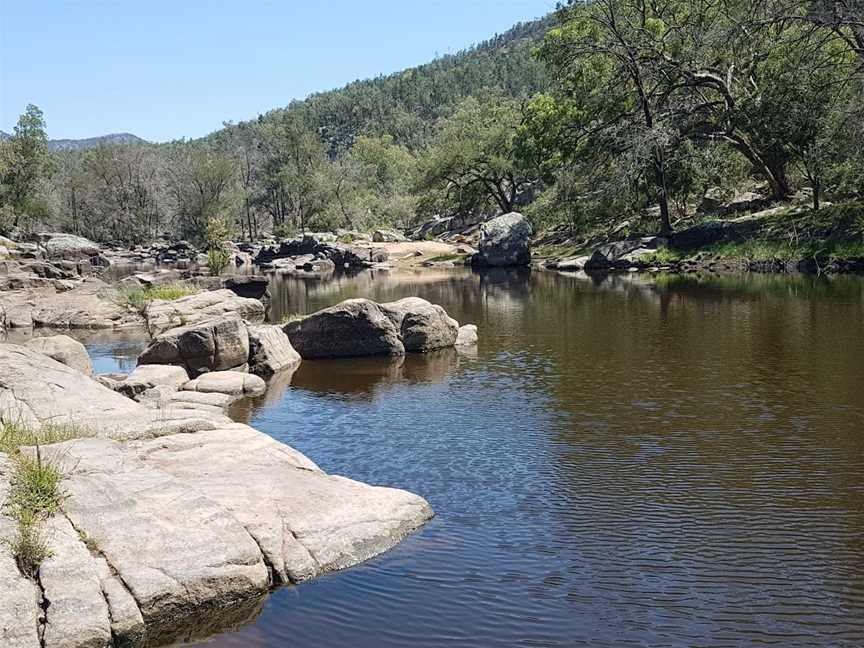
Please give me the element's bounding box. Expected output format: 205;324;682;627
456;324;478;346
183;371;266;396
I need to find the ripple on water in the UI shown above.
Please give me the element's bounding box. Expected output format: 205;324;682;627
78;270;864;647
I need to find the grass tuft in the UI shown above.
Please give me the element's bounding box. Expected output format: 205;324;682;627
280;312;305;324
116;283;199;313
1;421;92;578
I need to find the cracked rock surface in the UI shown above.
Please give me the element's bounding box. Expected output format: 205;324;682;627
0;342;434;647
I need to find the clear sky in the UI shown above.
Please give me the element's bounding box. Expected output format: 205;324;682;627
0;0;555;142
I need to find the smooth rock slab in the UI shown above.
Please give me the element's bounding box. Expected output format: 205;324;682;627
0;456;42;648
0;344;224;439
127;364;190;390
94;556;146;647
40;514;113;648
183;371;266;397
23;334;93;375
132;424;434;584
43;438;270;636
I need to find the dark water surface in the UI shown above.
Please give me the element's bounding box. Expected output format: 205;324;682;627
211;269;864;647
32;268;864;647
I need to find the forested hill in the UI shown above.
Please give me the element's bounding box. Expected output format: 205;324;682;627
0;130;146;151
47;133;147;152
216;16;552;152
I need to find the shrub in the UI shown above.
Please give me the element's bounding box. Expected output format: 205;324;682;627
206;247;231;275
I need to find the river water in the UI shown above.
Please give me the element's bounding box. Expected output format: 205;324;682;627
27;268;864;647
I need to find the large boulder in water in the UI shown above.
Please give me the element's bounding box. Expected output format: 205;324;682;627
24;334;93;375
380;297;459;352
248;324;301;377
284;299;404;359
474;212;532;267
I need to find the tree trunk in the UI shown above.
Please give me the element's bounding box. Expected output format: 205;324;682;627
653;151;673;236
813;179;821;211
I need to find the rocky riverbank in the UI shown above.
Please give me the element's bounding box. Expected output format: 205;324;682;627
0;286;483;647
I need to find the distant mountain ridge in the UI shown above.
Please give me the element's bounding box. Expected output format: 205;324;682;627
5;14;552;155
0;130;146;151
47;133;147;151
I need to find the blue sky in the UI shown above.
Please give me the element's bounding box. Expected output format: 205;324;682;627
1;0;555;142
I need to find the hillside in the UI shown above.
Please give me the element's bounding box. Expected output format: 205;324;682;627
48;132;147;151
217;16;552;151
0;130;146;151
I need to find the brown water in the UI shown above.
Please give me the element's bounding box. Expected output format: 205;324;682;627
202;268;864;647
25;268;864;647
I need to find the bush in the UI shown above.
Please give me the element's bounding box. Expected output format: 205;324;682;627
206;247;231;276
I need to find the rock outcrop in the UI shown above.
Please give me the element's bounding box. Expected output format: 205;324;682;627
381;297;459;352
183;370;266;397
372;228;407;243
247;324;302;377
285;297;473;359
23;334;93;375
143;289;264;336
473;212;532;267
39;232;102;260
0;278;142;330
0;343;434;645
284;299;405;359
138;316;250;377
254;234;387;270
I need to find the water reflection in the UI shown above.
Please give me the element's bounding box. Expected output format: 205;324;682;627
208;267;864;648
8;266;864;647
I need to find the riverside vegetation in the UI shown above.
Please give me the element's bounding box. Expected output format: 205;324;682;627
0;1;861;260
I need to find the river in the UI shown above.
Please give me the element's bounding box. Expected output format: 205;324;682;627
48;268;864;646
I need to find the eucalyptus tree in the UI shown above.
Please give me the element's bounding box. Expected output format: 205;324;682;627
0;104;51;232
418;94;537;219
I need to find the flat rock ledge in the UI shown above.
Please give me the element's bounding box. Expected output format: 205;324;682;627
0;344;433;647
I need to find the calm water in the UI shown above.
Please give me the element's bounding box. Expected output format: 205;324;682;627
22;268;864;647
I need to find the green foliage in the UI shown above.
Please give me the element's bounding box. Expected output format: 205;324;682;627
116;283;198;313
206;247;231;275
417;94;537;219
0;421;95;455
0;421;93;578
0;104;51;233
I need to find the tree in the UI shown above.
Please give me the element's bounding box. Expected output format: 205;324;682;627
164;144;236;244
532;0;687;234
418;95;536;219
255;112;333;234
0;104;51;232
